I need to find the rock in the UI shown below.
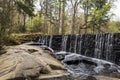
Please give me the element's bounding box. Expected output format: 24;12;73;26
0;46;7;55
84;76;97;80
55;51;71;60
39;45;54;53
94;65;105;73
24;42;54;53
60;52;120;78
0;44;68;80
110;72;120;79
95;76;120;80
0;45;2;49
24;41;44;45
70;75;97;80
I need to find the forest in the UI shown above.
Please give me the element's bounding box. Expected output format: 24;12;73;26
0;0;120;44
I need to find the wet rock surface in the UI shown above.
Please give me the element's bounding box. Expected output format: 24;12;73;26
54;51;120;79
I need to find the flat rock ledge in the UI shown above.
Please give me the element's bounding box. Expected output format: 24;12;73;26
0;44;68;80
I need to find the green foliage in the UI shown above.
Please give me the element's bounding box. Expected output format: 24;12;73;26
0;0;36;45
116;21;120;30
16;1;35;16
26;14;44;33
108;21;120;32
87;0;112;33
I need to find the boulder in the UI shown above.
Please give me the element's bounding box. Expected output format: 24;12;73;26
0;45;68;80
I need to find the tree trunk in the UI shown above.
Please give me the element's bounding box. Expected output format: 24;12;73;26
61;0;65;35
71;2;77;34
84;0;88;34
78;24;82;34
44;0;48;35
59;0;62;35
71;7;76;34
23;13;26;32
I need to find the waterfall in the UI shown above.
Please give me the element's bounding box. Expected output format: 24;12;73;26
74;35;78;53
38;36;48;45
94;34;104;59
38;33;120;65
94;34;114;62
49;35;53;48
38;36;45;45
69;35;72;52
45;36;48;45
78;35;83;54
61;35;68;51
104;33;113;62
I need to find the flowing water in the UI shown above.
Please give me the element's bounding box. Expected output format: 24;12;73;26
37;34;120;79
61;35;68;51
38;34;120;65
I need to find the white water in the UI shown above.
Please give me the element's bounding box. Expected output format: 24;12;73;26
61;35;68;51
74;35;78;53
94;34;104;59
62;52;120;76
38;34;119;65
49;35;53;48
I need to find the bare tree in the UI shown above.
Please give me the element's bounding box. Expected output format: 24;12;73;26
61;0;66;35
70;0;81;34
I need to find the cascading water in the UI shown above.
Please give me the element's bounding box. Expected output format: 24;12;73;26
61;35;68;51
104;33;113;62
74;35;78;53
38;33;120;65
94;34;105;59
76;35;83;54
49;35;53;48
94;33;114;62
38;36;48;45
38;36;44;44
37;33;120;78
